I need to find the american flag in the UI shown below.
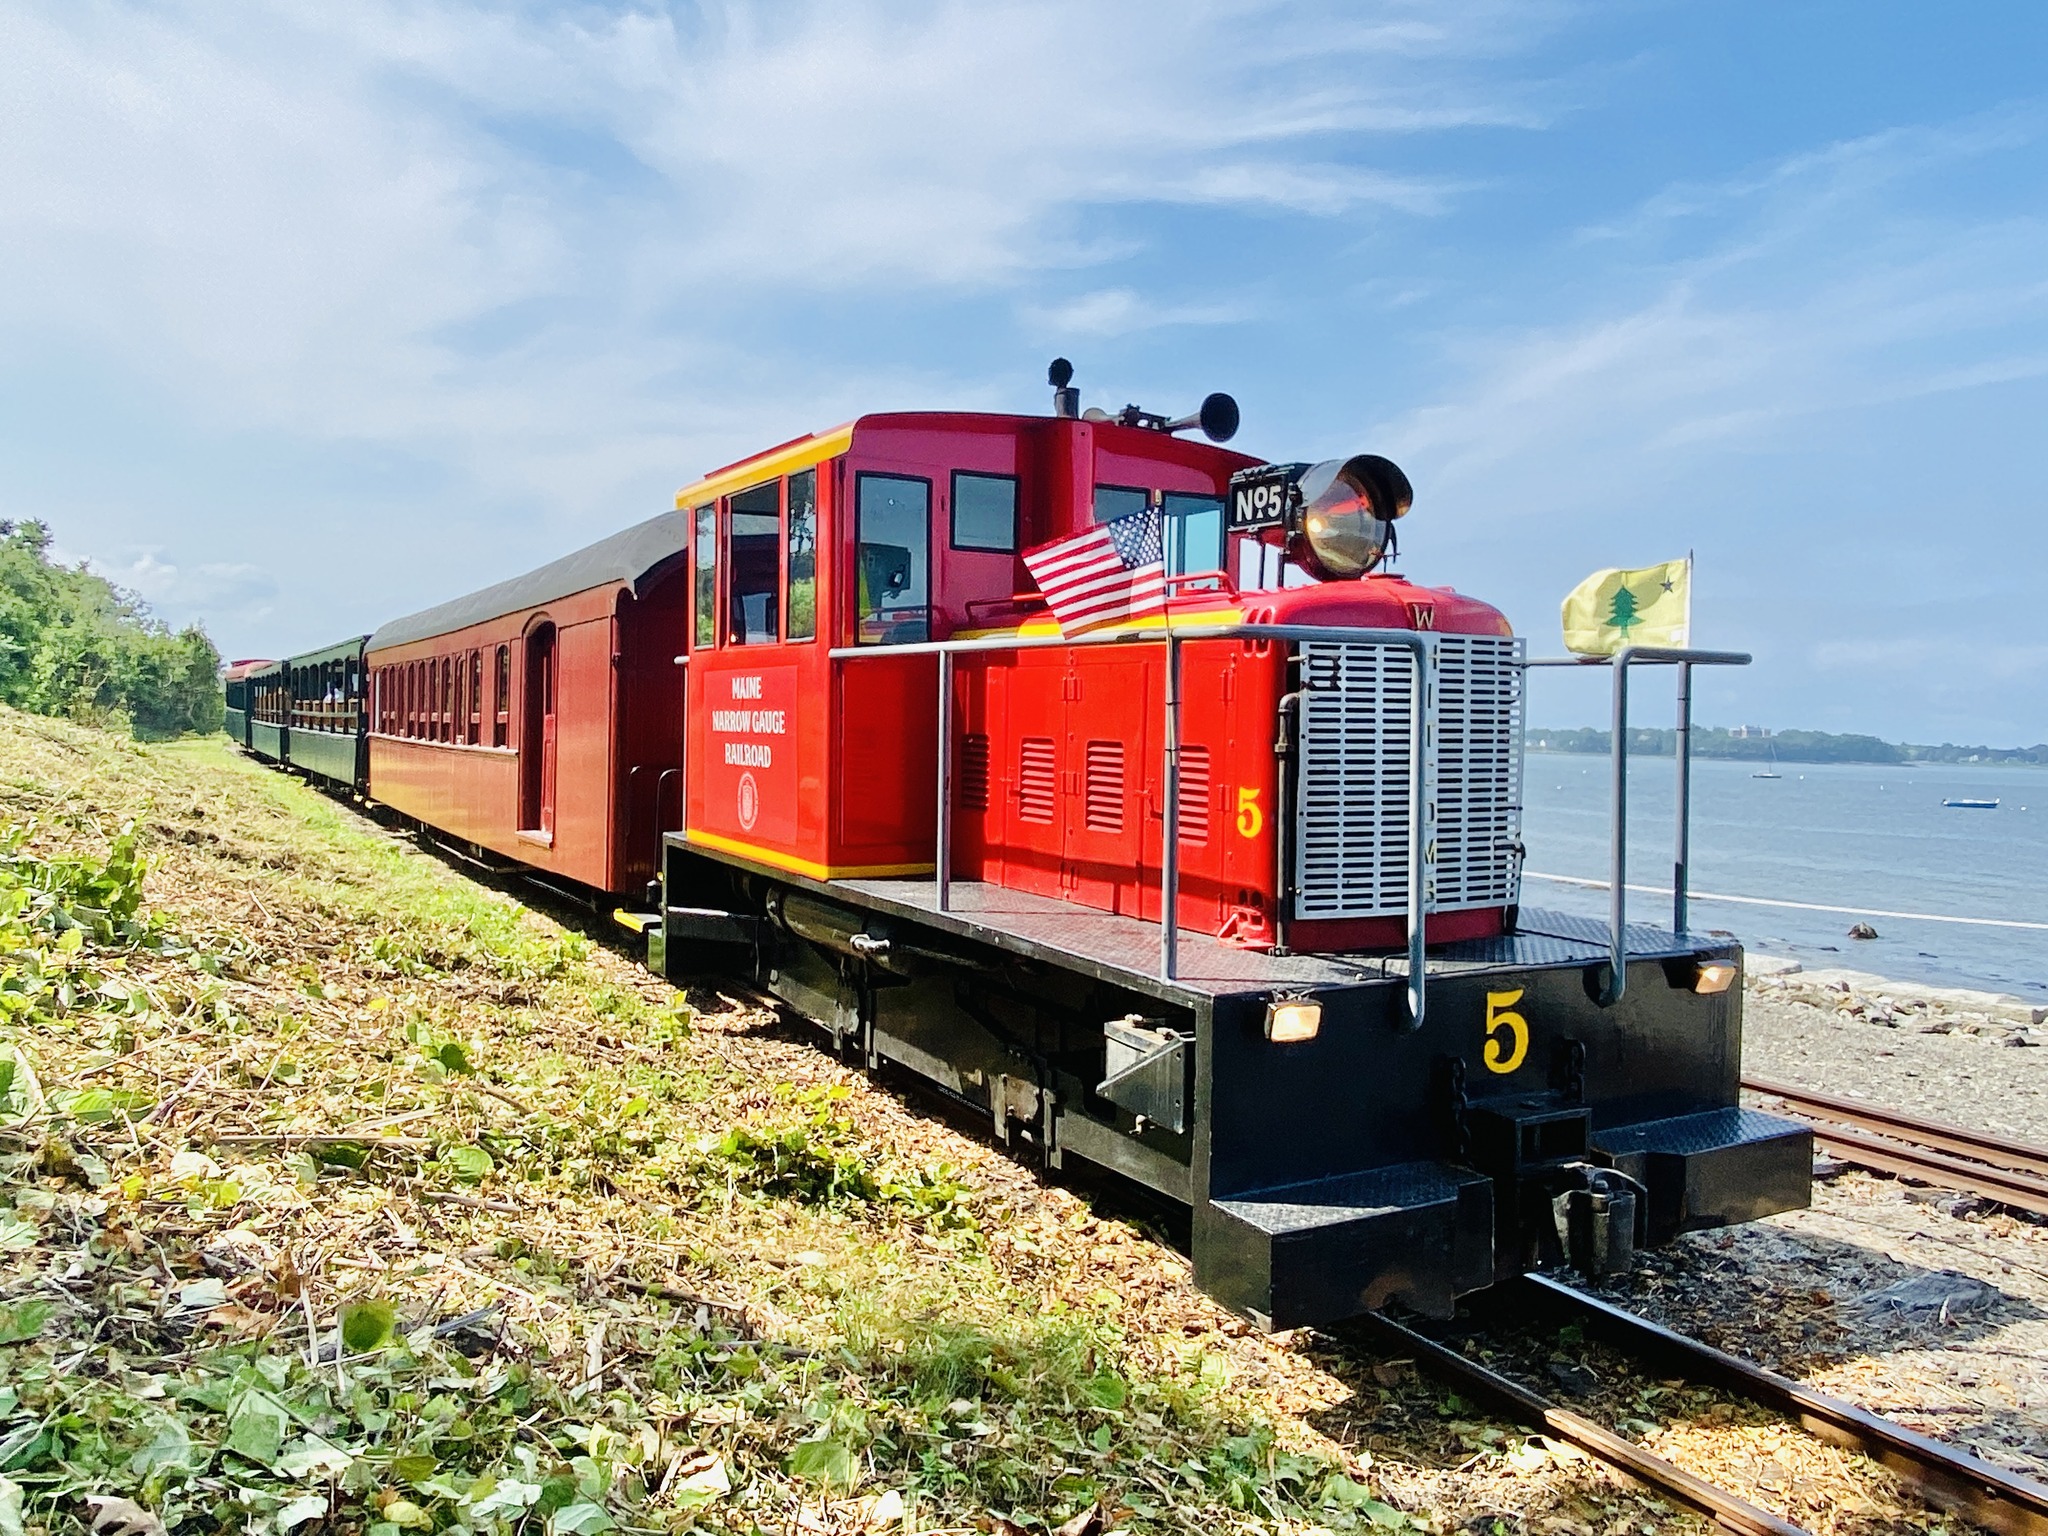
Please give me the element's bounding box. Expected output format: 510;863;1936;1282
1021;510;1167;635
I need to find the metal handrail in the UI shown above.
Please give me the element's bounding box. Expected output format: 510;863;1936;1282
1524;647;1750;1004
832;622;1438;1024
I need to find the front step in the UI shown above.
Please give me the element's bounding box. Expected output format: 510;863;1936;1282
650;904;761;978
1200;1161;1495;1329
1593;1107;1812;1245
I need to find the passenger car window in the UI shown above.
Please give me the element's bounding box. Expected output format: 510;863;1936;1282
1163;492;1224;576
494;645;510;746
856;475;930;644
952;472;1017;552
727;481;781;645
786;469;817;641
692;504;717;650
1092;485;1148;524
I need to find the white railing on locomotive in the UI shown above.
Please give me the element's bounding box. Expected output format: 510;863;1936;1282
830;622;1437;1026
1521;645;1750;1006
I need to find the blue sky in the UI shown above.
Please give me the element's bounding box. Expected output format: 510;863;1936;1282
3;1;2046;741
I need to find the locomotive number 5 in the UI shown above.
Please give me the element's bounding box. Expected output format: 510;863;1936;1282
1235;787;1263;838
1482;989;1529;1074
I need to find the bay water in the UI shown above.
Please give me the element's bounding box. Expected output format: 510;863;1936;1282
1517;754;2048;1002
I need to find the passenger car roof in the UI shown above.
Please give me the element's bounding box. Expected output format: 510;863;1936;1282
366;510;688;652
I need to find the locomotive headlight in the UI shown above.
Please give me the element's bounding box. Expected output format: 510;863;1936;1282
1694;961;1738;994
1265;996;1323;1043
1293;454;1413;579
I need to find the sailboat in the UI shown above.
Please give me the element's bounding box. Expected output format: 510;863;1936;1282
1752;741;1782;780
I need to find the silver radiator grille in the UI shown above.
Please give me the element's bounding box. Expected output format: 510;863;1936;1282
1293;635;1524;920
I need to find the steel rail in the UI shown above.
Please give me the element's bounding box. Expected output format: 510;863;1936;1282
1783;1126;2048;1218
1516;1275;2048;1536
1744;1078;2048;1179
1354;1311;1811;1536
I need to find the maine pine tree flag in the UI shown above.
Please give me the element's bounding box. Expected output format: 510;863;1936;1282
1561;557;1691;655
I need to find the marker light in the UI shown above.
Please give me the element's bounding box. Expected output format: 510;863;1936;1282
1695;962;1738;995
1293;454;1412;579
1265;997;1323;1043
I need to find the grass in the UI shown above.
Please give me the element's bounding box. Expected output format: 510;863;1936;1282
0;711;1457;1536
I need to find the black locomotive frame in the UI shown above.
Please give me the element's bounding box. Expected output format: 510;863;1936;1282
653;830;1811;1330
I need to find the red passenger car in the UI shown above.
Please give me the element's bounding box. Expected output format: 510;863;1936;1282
365;516;693;898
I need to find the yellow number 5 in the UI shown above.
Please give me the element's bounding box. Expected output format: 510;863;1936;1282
1235;787;1263;838
1483;989;1529;1074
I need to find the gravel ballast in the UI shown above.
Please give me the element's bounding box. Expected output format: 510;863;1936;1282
1742;968;2048;1145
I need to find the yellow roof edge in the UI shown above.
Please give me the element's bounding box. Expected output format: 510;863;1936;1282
673;422;857;510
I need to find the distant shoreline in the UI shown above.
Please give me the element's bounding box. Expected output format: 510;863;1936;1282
1527;726;2047;768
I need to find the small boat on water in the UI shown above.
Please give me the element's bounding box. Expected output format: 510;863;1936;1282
1752;743;1783;780
1942;797;2000;809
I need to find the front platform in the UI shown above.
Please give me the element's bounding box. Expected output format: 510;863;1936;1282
837;873;1699;1001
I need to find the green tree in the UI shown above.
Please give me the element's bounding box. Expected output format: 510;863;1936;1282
1605;584;1641;637
0;520;224;738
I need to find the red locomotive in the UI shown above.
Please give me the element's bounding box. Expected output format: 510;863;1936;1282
238;362;1810;1328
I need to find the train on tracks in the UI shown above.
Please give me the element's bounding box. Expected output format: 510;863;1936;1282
223;361;1811;1330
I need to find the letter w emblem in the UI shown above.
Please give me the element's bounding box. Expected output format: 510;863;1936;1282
1405;601;1436;630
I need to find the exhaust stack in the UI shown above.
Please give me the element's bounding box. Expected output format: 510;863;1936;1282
1049;357;1079;419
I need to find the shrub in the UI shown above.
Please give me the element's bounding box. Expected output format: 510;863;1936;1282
0;520;224;738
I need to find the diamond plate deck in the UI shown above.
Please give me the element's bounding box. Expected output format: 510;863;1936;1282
834;875;1709;1002
1214;1160;1475;1235
1593;1107;1803;1159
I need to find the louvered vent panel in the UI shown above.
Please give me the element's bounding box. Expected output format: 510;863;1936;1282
957;732;991;811
1178;745;1212;846
1293;635;1523;920
1433;636;1524;914
1018;737;1056;824
1084;740;1125;832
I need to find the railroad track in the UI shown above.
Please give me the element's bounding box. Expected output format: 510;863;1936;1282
1744;1076;2048;1217
1361;1275;2048;1536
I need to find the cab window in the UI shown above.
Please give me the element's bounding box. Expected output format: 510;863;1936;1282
951;471;1017;552
855;474;930;644
1164;492;1224;576
786;469;817;641
1092;484;1148;524
727;481;781;645
691;504;717;649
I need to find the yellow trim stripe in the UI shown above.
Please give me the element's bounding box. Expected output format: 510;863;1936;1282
951;604;1246;642
684;826;934;882
673;424;857;511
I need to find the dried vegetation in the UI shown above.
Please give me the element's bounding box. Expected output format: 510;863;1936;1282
0;709;1633;1536
0;706;1982;1536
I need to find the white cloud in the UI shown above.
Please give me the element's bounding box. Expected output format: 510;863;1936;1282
1377;125;2048;511
46;542;280;637
0;0;1565;655
1355;117;2048;741
0;0;1538;392
1023;287;1251;339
